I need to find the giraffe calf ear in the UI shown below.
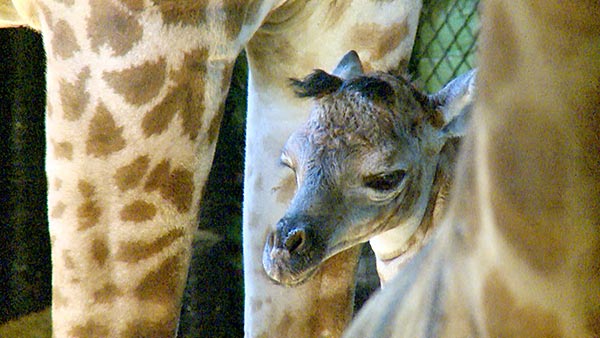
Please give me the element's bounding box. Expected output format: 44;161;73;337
430;69;477;138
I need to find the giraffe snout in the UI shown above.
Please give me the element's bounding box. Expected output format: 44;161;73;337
262;218;321;286
270;218;312;254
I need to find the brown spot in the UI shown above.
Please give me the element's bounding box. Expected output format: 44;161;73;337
103;58;166;106
348;21;409;61
86;103;126;157
120;200;157;222
77;200;102;230
47;100;54;118
56;0;74;5
121;318;178;338
207;102;224;146
144;160;194;213
52;288;68;308
54;177;63;191
154;0;208;26
206;61;233;145
91;238;109;266
141;49;207;140
144;160;170;190
52;140;74;160
114;156;150;191
251;298;263;312
133;254;185;332
88;0;143;56
63;250;76;270
59;67;91;121
37;2;53;27
253;175;263;192
116;228;185;263
52;20;80;59
246;30;296;88
274;174;296;204
93;282;120;304
239;1;263;31
121;0;145;11
141;87;182;138
68;320;110;338
135;255;182;300
483;270;563;337
77;180;102;230
222;0;247;39
274;311;293;337
51;201;67;219
78;180;95;198
325;0;351;28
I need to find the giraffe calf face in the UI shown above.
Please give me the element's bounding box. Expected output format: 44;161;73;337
263;51;475;286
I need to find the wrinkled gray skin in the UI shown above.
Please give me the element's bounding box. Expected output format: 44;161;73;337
263;51;475;286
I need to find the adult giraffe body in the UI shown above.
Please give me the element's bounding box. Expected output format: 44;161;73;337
0;0;421;337
344;0;600;336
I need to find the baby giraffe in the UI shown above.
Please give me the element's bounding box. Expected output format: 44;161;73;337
263;51;476;286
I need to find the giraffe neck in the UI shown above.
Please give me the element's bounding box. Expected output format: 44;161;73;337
37;1;251;336
371;137;460;284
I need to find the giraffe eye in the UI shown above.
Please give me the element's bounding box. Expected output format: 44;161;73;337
363;170;406;192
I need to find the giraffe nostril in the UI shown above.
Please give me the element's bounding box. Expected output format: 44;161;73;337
284;229;306;253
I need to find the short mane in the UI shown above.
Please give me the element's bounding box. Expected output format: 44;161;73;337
289;70;343;98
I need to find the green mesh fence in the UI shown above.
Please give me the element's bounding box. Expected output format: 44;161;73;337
409;0;480;92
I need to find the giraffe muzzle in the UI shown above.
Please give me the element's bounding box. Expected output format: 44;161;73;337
262;218;324;286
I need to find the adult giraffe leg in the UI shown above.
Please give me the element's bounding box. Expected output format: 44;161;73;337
242;1;422;336
5;1;271;336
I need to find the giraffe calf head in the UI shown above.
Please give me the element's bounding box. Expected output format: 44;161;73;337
263;51;476;286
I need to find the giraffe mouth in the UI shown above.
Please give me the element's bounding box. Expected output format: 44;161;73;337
263;257;321;287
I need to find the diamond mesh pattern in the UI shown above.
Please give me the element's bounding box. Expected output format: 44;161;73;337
409;0;480;92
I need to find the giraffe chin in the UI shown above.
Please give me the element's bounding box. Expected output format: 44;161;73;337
264;262;320;287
